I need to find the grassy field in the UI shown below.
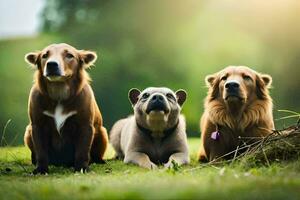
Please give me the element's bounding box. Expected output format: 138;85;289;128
0;138;299;200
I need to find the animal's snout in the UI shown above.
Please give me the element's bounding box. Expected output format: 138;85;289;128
151;94;164;103
225;80;240;92
224;80;243;100
146;94;168;114
46;61;61;76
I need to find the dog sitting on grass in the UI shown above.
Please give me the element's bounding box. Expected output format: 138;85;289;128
110;87;190;169
24;43;108;174
198;66;274;162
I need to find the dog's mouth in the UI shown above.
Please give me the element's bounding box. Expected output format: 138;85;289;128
224;93;244;101
45;75;71;82
46;76;64;82
146;102;169;114
225;95;242;100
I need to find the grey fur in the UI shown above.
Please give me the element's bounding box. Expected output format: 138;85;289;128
110;87;190;169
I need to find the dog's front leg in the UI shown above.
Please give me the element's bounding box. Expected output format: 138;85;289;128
164;152;190;168
31;124;49;174
74;124;93;173
124;152;157;169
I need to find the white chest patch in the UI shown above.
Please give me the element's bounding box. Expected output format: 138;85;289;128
43;104;77;133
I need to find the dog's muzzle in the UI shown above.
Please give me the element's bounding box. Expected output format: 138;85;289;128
45;61;62;77
146;94;169;114
224;80;242;100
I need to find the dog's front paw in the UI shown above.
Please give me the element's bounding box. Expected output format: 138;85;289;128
141;162;157;170
164;159;179;169
32;166;49;175
74;166;90;173
149;162;158;170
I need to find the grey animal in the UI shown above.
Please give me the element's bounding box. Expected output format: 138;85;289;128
110;87;190;169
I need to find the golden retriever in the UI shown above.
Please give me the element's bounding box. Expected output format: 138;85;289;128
198;66;274;162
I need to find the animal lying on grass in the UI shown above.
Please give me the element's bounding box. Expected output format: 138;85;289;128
198;66;274;162
110;87;190;169
24;43;108;174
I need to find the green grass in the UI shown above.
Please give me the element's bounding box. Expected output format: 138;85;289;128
0;139;299;200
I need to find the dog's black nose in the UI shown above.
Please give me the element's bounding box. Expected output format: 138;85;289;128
46;61;60;76
225;81;240;90
151;94;164;102
47;61;59;70
146;94;168;114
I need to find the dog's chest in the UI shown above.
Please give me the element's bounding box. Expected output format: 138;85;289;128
146;138;171;164
43;104;77;133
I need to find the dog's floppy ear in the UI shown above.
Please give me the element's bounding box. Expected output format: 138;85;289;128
25;51;40;68
79;50;97;68
175;89;187;106
256;73;272;99
128;88;141;105
205;73;220;101
205;74;216;87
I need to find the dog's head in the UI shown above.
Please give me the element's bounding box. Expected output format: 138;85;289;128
205;66;272;111
25;43;97;82
128;87;187;133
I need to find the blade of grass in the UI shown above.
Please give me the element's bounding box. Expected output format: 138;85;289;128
275;115;300;121
278;110;300;115
1;119;11;146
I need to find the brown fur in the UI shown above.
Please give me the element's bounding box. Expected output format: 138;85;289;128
24;43;108;174
198;66;274;162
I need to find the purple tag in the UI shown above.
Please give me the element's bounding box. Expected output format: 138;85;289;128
211;131;220;140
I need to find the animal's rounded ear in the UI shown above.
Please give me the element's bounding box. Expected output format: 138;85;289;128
260;74;272;88
128;88;141;105
256;73;272;99
206;73;220;101
25;52;40;68
175;89;187;106
79;50;97;68
205;74;216;87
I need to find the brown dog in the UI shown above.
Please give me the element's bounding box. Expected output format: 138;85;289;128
24;43;108;174
198;66;274;162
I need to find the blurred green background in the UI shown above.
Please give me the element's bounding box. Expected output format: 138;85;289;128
0;0;299;145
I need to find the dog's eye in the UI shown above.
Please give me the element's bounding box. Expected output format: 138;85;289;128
243;75;252;81
166;93;175;101
42;53;48;59
142;93;150;99
66;53;74;59
221;76;227;81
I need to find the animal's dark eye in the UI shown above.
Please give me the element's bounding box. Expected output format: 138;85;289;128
142;93;150;99
243;75;252;81
66;53;74;59
221;76;227;81
166;93;176;101
42;53;48;59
